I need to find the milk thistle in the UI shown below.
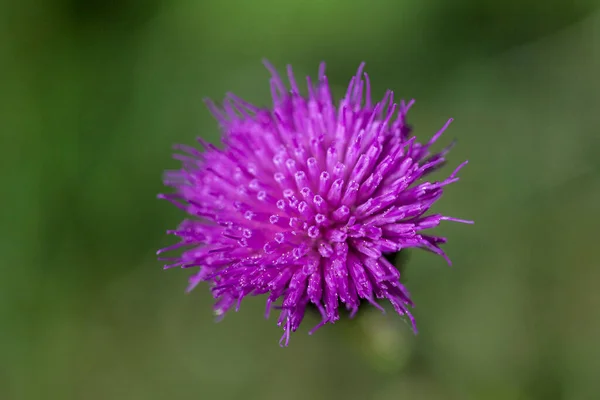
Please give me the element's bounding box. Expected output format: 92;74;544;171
158;61;472;346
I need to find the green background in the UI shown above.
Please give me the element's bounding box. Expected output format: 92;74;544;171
2;1;600;399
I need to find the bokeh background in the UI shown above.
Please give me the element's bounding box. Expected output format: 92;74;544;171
2;1;600;399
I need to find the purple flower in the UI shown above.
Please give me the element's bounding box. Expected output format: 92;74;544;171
158;61;472;346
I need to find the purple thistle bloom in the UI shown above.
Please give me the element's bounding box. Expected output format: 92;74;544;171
158;61;472;346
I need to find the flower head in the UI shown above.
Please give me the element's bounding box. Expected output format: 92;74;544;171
158;61;472;346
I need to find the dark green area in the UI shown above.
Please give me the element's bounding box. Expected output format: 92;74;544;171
1;1;600;399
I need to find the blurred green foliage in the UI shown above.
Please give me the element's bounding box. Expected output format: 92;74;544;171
1;1;600;399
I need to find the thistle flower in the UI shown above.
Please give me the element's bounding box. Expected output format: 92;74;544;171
158;61;472;346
